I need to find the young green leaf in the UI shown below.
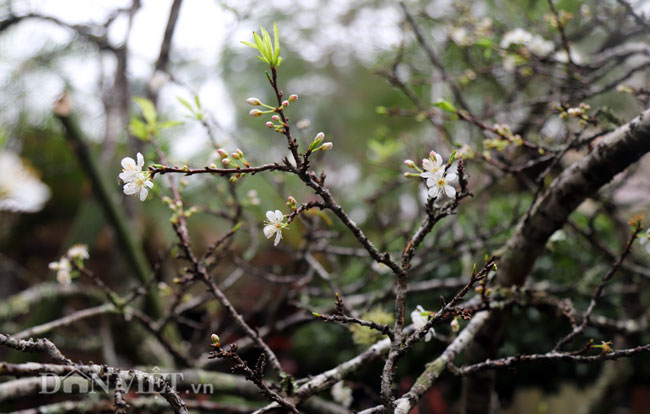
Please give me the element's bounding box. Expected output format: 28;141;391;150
433;99;457;114
134;97;158;125
273;22;280;60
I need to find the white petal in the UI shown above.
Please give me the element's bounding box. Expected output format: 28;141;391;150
139;187;149;201
273;210;284;221
123;182;139;196
121;157;136;170
49;261;59;270
274;230;282;246
445;172;458;183
263;225;275;239
136;152;144;168
119;171;136;183
427;186;440;199
434;152;443;166
422;158;432;171
144;179;154;189
425;331;433;342
266;210;276;221
444;185;456;198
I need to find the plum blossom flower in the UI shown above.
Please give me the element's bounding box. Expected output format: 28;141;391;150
0;150;51;213
331;381;353;408
49;257;72;285
411;305;435;342
528;35;554;56
501;28;554;57
263;210;288;246
67;244;89;260
119;153;154;201
500;28;533;48
426;172;458;199
420;151;444;181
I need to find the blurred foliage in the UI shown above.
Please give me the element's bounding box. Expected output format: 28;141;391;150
1;0;650;411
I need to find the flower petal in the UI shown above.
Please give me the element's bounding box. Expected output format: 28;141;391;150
123;182;139;196
139;187;149;201
266;210;276;221
445;172;458;183
274;229;282;246
121;157;136;170
434;152;442;166
427;186;440;199
119;171;136;183
274;210;284;221
144;179;154;189
444;184;456;198
136;152;144;168
263;225;275;239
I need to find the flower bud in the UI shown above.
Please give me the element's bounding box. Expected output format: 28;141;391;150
450;317;460;333
236;149;244;158
249;109;263;117
246;97;261;106
319;142;333;151
211;333;220;346
282;100;289;107
316;132;325;141
266;121;274;128
288;94;298;102
231;152;240;160
217;148;229;159
222;158;230;167
403;159;416;168
272;115;280;122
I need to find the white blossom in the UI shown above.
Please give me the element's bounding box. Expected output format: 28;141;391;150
500;28;533;48
0;150;51;213
426;172;458;199
49;257;72;285
67;244;89;260
420;151;444;181
528;35;554;56
263;210;287;246
331;381;353;408
119;153;154;201
411;305;434;342
553;48;585;64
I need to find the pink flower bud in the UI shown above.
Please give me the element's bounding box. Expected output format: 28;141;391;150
282;100;289;107
211;334;220;345
288;94;298;102
222;158;230;167
217;148;228;158
249;109;263;117
316;132;325;141
266;121;274;128
320;142;333;151
231;152;240;160
272;115;280;122
246;97;261;106
404;159;416;168
236;149;244;158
